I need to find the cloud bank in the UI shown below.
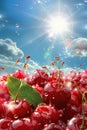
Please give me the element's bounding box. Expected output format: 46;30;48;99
0;38;24;59
0;38;42;75
0;58;42;75
65;37;87;57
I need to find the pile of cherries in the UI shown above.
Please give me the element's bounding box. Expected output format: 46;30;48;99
0;68;87;130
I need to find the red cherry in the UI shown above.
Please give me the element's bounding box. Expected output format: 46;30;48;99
0;118;12;130
30;69;49;87
0;81;10;100
66;71;77;81
69;88;82;107
43;120;66;130
43;123;63;130
32;84;43;97
3;99;32;119
62;104;80;123
11;118;41;130
66;115;87;130
23;118;42;130
12;70;28;79
43;82;71;109
11;119;28;130
0;99;5;118
0;75;7;81
31;104;59;126
50;68;64;82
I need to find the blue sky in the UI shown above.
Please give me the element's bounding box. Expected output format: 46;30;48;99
0;0;87;73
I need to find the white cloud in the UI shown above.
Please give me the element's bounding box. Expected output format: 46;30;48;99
0;57;83;76
0;58;41;75
0;38;42;75
0;38;24;59
65;37;87;57
84;0;87;2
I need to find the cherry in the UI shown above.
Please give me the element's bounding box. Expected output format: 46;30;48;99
0;118;12;130
32;84;43;97
66;71;77;81
11;119;27;130
66;115;87;130
3;99;32;119
43;123;63;130
43;120;66;130
31;104;59;126
69;88;82;107
0;75;7;81
0;99;5;118
50;68;63;81
12;70;28;79
0;81;10;100
1;67;87;129
23;118;42;130
62;104;80;123
30;69;49;87
43;82;71;109
11;118;41;130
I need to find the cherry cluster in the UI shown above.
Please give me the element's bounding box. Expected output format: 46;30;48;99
0;69;87;130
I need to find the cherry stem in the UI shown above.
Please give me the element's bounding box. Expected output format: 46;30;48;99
57;61;60;87
15;81;22;102
74;82;83;95
80;95;85;129
73;82;85;129
74;82;87;103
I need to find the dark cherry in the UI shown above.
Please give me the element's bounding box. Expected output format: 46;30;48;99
62;104;80;123
0;118;12;130
43;82;71;109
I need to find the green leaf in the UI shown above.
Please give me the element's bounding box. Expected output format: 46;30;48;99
7;76;21;100
7;76;43;107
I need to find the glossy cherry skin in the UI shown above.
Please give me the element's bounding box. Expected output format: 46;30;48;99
30;69;49;87
3;99;32;119
31;104;59;126
69;88;82;107
43;82;71;109
32;84;43;97
43;123;64;130
0;81;10;100
66;115;87;130
0;99;5;118
62;104;80;123
0;118;12;130
11;118;42;130
12;70;28;79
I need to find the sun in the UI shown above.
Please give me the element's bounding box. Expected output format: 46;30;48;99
48;16;69;34
45;13;71;39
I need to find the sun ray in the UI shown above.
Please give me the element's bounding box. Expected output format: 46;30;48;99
21;31;46;47
22;0;78;48
44;12;73;40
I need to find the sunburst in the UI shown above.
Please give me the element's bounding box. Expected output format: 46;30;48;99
44;13;72;39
